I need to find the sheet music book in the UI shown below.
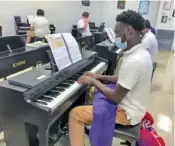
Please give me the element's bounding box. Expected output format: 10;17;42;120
62;33;82;63
104;28;115;43
109;27;115;40
46;34;72;70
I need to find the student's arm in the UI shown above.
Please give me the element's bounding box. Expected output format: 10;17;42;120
30;24;34;30
30;19;35;30
79;59;141;103
83;20;88;29
77;20;88;30
84;72;118;83
93;80;129;103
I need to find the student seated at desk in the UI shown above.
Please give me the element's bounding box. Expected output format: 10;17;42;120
69;10;153;146
77;12;92;37
26;9;49;44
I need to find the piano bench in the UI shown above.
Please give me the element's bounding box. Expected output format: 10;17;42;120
85;123;141;146
114;123;141;146
35;37;47;43
31;37;47;43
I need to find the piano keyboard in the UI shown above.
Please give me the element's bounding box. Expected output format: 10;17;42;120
33;61;107;112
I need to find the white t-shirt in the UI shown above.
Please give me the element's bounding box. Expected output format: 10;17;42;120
142;30;158;63
118;44;152;125
32;16;50;37
77;19;91;37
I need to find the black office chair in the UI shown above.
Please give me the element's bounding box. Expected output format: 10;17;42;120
49;24;56;34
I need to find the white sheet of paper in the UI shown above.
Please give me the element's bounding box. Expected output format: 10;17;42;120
46;34;72;70
105;28;115;43
109;27;116;40
62;33;82;63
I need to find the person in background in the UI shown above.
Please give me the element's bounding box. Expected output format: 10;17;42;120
145;20;156;35
26;9;49;44
77;12;91;36
142;19;158;78
69;10;153;146
150;26;156;35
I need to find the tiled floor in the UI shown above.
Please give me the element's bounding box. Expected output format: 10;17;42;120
0;51;174;146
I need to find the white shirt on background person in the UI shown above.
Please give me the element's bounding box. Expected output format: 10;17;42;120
31;16;50;38
142;30;158;63
77;19;91;37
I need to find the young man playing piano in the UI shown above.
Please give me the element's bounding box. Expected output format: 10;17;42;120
69;10;153;146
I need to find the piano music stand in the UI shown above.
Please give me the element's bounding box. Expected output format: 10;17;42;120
46;50;58;72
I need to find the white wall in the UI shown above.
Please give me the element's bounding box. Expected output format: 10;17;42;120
156;0;174;31
0;1;103;36
101;0;160;29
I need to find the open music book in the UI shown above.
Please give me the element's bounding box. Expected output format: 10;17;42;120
104;27;116;43
46;33;82;71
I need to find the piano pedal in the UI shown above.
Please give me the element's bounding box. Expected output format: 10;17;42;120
49;133;58;141
59;122;69;136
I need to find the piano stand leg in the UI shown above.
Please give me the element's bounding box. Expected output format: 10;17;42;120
38;127;49;146
3;120;30;146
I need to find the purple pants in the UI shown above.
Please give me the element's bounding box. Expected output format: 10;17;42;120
89;84;117;146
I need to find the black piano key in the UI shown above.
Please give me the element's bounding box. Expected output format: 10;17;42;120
73;75;81;78
55;87;65;92
50;90;61;96
50;92;59;97
40;96;53;102
63;83;72;86
75;73;83;76
59;83;70;88
65;80;75;84
35;100;48;105
45;91;59;97
68;77;78;81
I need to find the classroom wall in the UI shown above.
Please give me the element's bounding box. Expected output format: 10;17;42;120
101;0;161;29
0;1;103;36
156;0;174;31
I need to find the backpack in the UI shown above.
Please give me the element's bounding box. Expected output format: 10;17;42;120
137;112;165;146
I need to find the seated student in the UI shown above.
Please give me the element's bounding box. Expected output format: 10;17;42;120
69;10;153;146
142;19;158;64
77;12;92;37
26;9;49;44
144;20;156;35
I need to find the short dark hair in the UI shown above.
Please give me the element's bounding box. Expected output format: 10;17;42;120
116;10;144;32
37;9;45;16
144;19;151;29
82;12;89;17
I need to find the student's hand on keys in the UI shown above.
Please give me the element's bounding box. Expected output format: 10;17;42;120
78;75;95;85
84;72;101;80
